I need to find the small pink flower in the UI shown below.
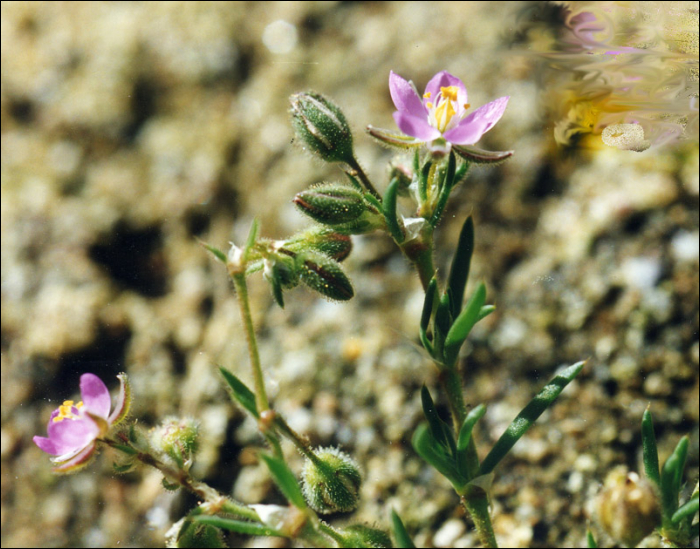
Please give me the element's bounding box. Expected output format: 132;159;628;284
390;70;509;146
34;373;130;473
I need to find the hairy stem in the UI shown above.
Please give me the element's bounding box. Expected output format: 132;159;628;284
346;156;382;200
231;273;270;413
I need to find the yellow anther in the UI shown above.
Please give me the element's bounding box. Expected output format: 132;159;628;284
434;95;457;133
423;92;432;99
464;103;470;110
53;400;84;422
63;400;74;406
426;102;434;109
440;86;459;102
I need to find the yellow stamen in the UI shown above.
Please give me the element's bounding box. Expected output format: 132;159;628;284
440;86;459;102
423;92;432;99
434;88;458;133
464;103;470;110
52;400;84;422
426;102;434;109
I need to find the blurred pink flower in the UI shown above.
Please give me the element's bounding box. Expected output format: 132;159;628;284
34;373;130;473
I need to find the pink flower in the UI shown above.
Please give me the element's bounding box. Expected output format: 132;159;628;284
34;373;130;473
390;70;509;146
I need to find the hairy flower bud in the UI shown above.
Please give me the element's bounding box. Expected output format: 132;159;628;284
302;447;362;514
151;417;199;468
290;92;354;164
341;524;393;548
286;229;353;263
294;184;367;225
597;468;661;548
296;251;354;301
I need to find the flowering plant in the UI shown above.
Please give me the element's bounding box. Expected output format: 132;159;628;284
35;71;697;549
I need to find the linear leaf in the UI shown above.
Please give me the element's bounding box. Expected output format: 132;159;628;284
671;494;698;525
421;386;448;449
661;436;689;522
586;528;598;548
419;278;438;356
391;509;416;549
412;423;463;487
443;282;486;365
219;367;259;418
447;216;474;319
642;407;660;487
198;239;227;263
259;453;307;510
383;178;404;243
430;151;456;226
193;516;286;537
457;404;486;452
479;361;585;476
243;218;260;261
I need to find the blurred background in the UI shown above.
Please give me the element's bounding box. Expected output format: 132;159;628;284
1;2;698;547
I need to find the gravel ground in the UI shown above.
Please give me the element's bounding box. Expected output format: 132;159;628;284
1;2;698;548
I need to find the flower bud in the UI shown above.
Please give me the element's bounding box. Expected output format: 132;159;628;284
290;92;354;164
340;524;392;548
151;417;199;468
296;251;354;301
284;228;353;262
301;447;362;514
597;467;661;548
294;184;367;225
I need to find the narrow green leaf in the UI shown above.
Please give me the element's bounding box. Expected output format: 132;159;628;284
671;494;699;525
412;149;420;174
259;453;307;510
412;423;463;487
111;443;138;455
198;239;228;263
383;177;404;243
363;192;382;212
457;404;486;451
391;509;416;549
661;436;689;523
479;361;585;476
453;161;469;186
586;528;598;548
477;305;496;322
419;278;437;356
443;282;486;365
421;386;447;448
243;218;260;261
671;436;689;500
344;170;363;191
219;367;259;418
446;216;474;318
193;516;286;538
642;408;661;487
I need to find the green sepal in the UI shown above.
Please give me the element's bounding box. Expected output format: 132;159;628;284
430;151;456;226
457;404;486;452
417;158;432;204
163;477;181;491
192;515;286;538
175;520;227;548
391;510;415;549
383;178;404;243
446;216;474;319
197;239;227;263
671;494;698;525
641;407;661;487
219;367;259;418
259;453;307;510
366;125;423;149
340;524;392;548
111;443;138;455
452;145;514;164
294;184;367;225
112;461;135;474
477;305;496;322
419;277;438;356
244;218;260;262
443;282;486;366
479;361;586;476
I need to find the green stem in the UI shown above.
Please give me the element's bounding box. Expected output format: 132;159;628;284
461;488;498;548
231;273;270;413
346;156;382;201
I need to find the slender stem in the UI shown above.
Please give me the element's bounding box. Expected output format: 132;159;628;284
461;489;498;548
346;156;382;200
231;273;270;413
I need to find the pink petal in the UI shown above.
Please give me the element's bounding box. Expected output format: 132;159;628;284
393;111;441;142
424;71;467;110
108;373;131;425
51;441;97;473
80;373;111;418
444;96;509;145
389;71;427;118
33;435;67;456
47;415;100;452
